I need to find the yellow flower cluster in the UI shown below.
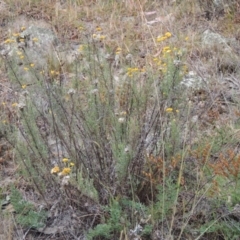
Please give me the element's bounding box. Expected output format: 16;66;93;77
50;158;75;176
51;166;60;174
163;46;171;53
92;34;106;41
61;167;71;175
157;32;172;42
4;27;25;44
12;103;18;107
166;107;179;113
50;70;60;76
78;26;84;31
153;57;164;66
115;47;122;55
17;53;35;74
2;102;18;109
153;46;179;73
4;39;15;44
16;51;25;60
4;27;38;46
90;26;106;40
12;33;20;37
127;67;145;77
16;49;35;74
96;26;102;31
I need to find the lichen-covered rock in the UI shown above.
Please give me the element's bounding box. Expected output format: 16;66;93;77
201;29;240;75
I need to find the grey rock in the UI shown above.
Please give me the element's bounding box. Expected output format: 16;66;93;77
181;71;206;89
201;29;240;75
202;29;230;49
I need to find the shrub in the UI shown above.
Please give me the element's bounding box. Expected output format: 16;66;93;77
10;187;46;228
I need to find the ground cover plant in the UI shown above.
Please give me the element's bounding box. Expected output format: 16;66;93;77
1;0;240;239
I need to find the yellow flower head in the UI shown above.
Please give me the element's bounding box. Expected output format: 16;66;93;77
163;46;171;52
96;26;102;31
12;103;18;107
99;35;106;40
165;32;172;38
166;108;173;113
132;67;139;72
32;37;38;42
61;167;71;175
22;85;27;89
62;158;69;163
21;26;26;31
24;67;29;71
30;63;35;67
70;162;75;167
157;36;167;42
13;33;20;37
116;47;122;54
4;39;14;44
51;166;60;174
